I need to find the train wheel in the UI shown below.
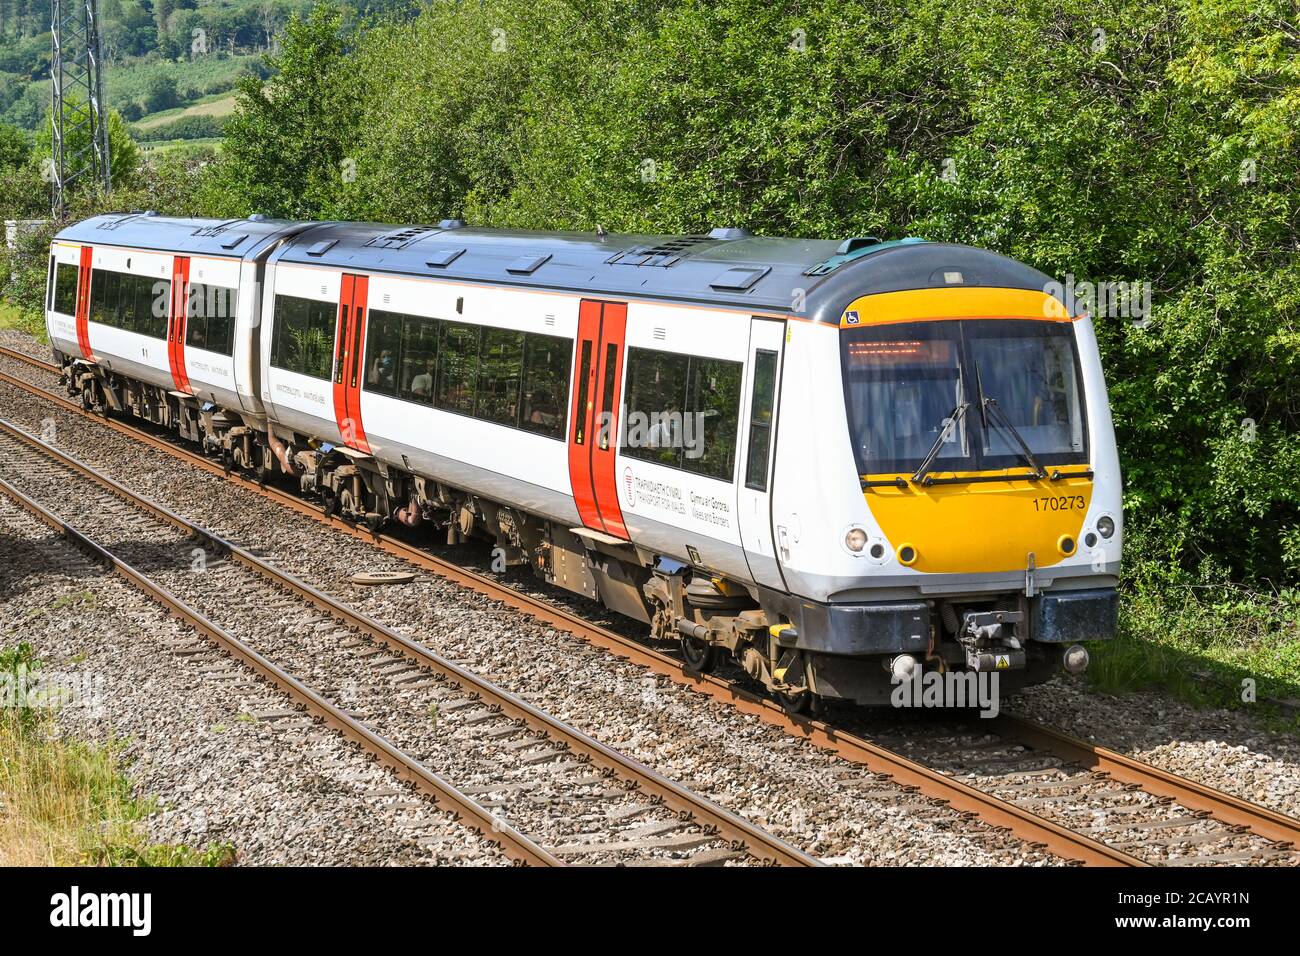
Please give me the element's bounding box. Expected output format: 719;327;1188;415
320;489;338;516
776;688;822;718
680;636;717;674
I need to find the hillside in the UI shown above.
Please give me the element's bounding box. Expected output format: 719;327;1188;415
0;0;411;147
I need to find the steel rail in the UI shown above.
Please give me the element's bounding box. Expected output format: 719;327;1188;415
0;414;818;867
0;474;560;867
13;347;1297;859
992;715;1298;849
4;346;1267;866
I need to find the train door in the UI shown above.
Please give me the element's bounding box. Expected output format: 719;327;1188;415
166;255;192;393
567;299;629;538
74;245;94;361
331;273;371;453
736;318;786;590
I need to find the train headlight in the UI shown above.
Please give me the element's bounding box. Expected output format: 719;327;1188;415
1097;515;1115;539
1057;535;1076;556
844;528;868;553
896;543;918;566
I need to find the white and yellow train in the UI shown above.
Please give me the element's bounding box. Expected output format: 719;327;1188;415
44;213;1122;710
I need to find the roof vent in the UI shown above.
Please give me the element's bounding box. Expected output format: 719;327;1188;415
837;236;881;254
607;235;710;267
439;218;466;230
366;225;439;249
425;248;465;269
248;213;267;222
306;239;338;256
708;227;752;240
710;265;770;291
220;234;249;250
506;253;551;275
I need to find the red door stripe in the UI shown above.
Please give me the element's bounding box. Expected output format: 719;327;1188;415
345;274;371;454
590;302;629;538
567;301;603;530
175;256;192;393
75;245;94;361
331;274;371;454
332;274;353;446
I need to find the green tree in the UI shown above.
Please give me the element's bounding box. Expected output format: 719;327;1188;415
0;122;30;168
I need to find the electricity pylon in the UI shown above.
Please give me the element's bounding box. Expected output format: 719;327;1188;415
50;0;112;216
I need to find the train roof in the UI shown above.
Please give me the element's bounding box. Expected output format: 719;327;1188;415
57;214;1058;321
54;212;305;260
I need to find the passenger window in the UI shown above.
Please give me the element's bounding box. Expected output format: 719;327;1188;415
682;356;741;481
436;321;480;415
187;283;238;356
400;314;440;404
363;309;402;397
744;350;778;491
477;327;524;427
520;333;571;440
272;294;335;379
623;347;690;469
53;261;79;315
623;346;741;481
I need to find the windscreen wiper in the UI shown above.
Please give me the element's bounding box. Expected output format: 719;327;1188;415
981;396;1046;478
911;402;969;485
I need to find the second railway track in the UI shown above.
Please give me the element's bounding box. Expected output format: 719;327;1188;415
0;414;816;867
2;345;1297;867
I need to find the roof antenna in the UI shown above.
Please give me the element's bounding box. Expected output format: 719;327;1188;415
596;224;608;237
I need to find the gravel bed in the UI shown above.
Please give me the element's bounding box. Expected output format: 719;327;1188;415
0;439;759;866
0;492;507;866
1014;678;1300;817
0;356;1056;866
0;331;52;363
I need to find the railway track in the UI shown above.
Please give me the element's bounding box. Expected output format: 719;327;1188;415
0;414;817;867
3;345;1298;866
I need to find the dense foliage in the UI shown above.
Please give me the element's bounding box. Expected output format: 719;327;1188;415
2;0;1297;698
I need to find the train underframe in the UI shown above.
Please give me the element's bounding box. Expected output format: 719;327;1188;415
62;358;1115;714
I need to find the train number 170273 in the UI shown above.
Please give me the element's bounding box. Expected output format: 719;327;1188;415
1033;495;1086;512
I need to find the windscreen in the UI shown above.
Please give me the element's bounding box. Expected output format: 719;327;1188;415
841;319;1087;475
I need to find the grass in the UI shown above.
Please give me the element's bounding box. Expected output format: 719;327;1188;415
0;299;46;344
133;92;238;131
1087;576;1300;726
0;643;235;866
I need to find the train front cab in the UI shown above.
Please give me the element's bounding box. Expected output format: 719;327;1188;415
761;281;1122;708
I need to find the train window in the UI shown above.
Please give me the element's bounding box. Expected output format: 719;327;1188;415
47;256;56;311
186;283;238;356
91;269;120;329
598;343;618;450
364;309;402;397
400;314;440;404
967;322;1086;462
744;350;778;491
573;341;593;445
682;356;741;481
519;333;571;441
436;321;480;415
623;347;741;481
623;347;691;469
53;261;79;316
272;294;336;379
477;327;524;427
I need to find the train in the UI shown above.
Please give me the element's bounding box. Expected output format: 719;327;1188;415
43;212;1122;712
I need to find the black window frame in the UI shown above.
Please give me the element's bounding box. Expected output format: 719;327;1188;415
359;307;572;442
